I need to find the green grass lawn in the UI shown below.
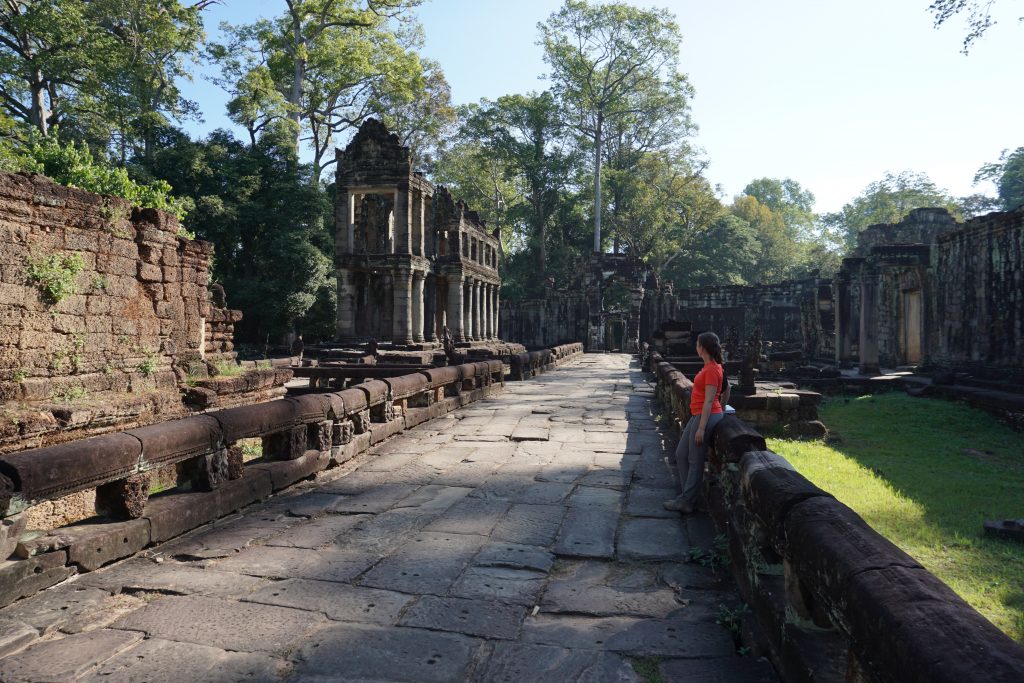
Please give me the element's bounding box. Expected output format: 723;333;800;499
768;392;1024;644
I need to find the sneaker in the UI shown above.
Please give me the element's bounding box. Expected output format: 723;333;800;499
662;497;694;513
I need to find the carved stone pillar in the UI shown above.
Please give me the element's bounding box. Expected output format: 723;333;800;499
859;265;880;376
447;275;464;342
335;268;356;340
393;188;410;254
392;268;414;345
494;287;500;340
411;271;425;344
463;278;474;340
473;280;482;342
423;275;437;342
484;284;492;339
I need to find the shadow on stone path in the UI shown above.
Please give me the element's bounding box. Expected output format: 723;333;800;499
0;355;778;682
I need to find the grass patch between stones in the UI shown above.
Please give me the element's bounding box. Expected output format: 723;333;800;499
769;392;1024;644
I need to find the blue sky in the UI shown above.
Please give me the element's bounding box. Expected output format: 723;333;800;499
182;0;1024;213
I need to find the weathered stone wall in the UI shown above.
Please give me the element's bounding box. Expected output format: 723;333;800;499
933;209;1024;377
0;171;236;451
836;206;1024;377
499;292;587;349
673;278;834;359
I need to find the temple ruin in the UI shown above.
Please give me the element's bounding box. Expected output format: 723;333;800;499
334;119;502;347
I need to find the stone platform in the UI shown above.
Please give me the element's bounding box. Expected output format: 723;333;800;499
0;355;776;682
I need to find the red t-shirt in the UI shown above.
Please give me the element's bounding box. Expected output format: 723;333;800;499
690;362;724;416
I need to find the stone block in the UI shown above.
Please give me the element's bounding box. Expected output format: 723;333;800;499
94;473;151;519
262;425;307;461
0;552;72;608
249;449;329;492
26;518;152;572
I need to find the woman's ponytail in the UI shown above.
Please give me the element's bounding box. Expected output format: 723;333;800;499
696;331;724;364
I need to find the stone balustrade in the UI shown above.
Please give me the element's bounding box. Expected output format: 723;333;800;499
0;359;511;607
508;343;584;380
647;349;1024;683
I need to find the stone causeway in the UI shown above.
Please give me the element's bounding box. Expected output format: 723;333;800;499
0;354;776;682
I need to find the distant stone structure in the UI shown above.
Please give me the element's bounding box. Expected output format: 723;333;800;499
334;119;501;347
835;206;1024;379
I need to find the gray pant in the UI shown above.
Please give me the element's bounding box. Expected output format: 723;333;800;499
674;412;725;506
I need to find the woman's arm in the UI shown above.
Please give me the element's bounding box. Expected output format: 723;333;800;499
694;386;716;445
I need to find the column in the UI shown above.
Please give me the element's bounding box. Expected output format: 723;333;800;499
464;278;474;340
834;272;851;366
859;265;880;376
423;275;437;342
411;271;425;344
335;268;356;340
484;284;492;339
392;268;414;345
473;280;482;343
340;192;356;253
493;287;500;340
446;276;464;342
393;188;410;254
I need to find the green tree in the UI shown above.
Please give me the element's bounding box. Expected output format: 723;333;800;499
664;211;759;288
539;0;692;253
136;124;334;341
730;194;800;283
212;0;429;184
0;0;207;156
974;147;1024;211
460;92;577;273
823;171;962;251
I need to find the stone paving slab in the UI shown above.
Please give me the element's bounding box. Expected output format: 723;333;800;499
0;629;142;683
625;486;680;518
359;531;487;595
245;578;413;624
0;585;112;634
554;508;619;558
79;637;285;683
399;595;527;639
75;558;269;598
475;541;555;572
617;518;689;561
211;544;380;582
113;594;324;654
521;613;736;657
450;566;547;606
331;483;421;513
660;655;781;682
490;503;566;546
264;513;369;549
471;642;640;683
424;498;511;536
289;624;481;682
541;561;683;618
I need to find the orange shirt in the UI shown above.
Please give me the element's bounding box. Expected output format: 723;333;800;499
690;362;724;416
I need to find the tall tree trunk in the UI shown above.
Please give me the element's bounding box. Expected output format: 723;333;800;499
30;72;49;136
288;8;305;148
592;111;603;253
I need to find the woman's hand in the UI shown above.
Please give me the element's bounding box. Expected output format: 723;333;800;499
694;429;704;446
